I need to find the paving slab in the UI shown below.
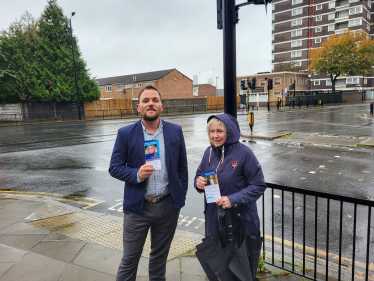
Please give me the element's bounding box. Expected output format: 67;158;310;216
0;263;14;278
30;240;86;262
0;252;68;281
0;198;17;209
59;264;116;281
180;257;206;277
4;222;50;235
0;218;23;234
0;244;27;262
181;273;207;281
0;234;46;251
359;137;374;147
0;201;42;218
72;242;123;276
241;131;291;140
41;232;78;241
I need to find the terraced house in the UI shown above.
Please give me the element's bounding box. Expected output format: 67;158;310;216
272;0;374;97
95;69;193;100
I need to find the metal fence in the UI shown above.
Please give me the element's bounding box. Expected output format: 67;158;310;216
262;182;374;281
0;104;245;124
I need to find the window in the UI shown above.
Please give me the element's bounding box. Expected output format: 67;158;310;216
125;84;132;89
364;78;368;84
274;78;281;85
349;0;359;3
272;44;275;51
290;77;293;84
273;92;281;95
272;4;275;10
369;1;371;8
297;78;300;85
346;77;358;84
314;80;320;85
368;12;371;20
292;8;303;15
99;86;103;91
105;86;112;92
316;15;322;21
292;18;302;26
272;24;275;31
145;82;154;86
326;79;332;86
291;40;302;47
272;34;275;41
116;85;123;92
315;38;321;43
134;83;142;88
349;6;362;15
349;18;362;27
260;79;266;86
272;14;275;21
328;24;335;31
291;29;302;37
329;2;335;8
272;54;274;60
292;0;303;4
316;4;322;10
294;61;302;66
291;51;302;57
315;26;322;32
328;13;335;20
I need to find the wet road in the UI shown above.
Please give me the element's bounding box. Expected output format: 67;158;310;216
0;103;373;267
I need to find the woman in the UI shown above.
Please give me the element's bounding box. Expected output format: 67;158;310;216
194;113;267;237
145;144;157;155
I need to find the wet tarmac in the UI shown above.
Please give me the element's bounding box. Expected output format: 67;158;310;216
0;103;373;270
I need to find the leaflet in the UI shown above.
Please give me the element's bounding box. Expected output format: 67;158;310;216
202;170;221;204
144;140;161;170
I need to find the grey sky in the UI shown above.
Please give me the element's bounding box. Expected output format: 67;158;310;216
1;0;272;89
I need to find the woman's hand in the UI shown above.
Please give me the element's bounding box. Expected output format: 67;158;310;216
216;196;232;209
196;176;206;190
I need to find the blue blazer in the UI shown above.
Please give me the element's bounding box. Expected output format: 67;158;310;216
109;119;188;214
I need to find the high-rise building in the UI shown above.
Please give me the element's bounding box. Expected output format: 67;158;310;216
272;0;373;92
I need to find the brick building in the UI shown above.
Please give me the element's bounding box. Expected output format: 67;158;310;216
272;0;374;94
95;69;193;100
193;84;217;97
237;72;309;103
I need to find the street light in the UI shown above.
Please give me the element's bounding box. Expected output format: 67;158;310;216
216;77;219;96
70;12;81;120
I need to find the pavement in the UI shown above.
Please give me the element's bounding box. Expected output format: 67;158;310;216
0;195;306;281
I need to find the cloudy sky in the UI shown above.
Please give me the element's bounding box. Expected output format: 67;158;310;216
1;0;272;89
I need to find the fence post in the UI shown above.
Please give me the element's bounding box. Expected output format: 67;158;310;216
193;106;195;114
180;106;182;115
103;110;104;120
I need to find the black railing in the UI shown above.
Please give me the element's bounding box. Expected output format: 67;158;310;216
262;182;374;281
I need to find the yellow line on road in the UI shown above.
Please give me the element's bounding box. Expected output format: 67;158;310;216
0;191;105;209
264;234;374;272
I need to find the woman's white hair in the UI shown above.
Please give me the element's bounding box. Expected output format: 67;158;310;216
206;117;227;146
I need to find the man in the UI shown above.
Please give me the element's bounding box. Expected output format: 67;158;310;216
109;85;188;281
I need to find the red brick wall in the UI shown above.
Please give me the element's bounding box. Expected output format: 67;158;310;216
197;84;216;97
156;70;193;99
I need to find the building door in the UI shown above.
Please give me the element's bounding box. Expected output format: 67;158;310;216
365;90;374;100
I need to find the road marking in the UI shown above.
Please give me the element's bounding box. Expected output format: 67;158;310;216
25;213;36;220
0;191;104;209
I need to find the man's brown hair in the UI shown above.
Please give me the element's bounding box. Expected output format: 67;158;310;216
138;85;162;102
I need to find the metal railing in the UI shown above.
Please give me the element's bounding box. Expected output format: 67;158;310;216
262;182;374;281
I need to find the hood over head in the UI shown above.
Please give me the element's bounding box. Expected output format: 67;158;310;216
207;113;240;147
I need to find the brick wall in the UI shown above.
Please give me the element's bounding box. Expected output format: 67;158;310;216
157;70;193;99
197;84;216;97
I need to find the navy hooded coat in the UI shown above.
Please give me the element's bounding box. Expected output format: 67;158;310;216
194;114;267;237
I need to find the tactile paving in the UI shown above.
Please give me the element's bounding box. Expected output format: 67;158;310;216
28;212;199;261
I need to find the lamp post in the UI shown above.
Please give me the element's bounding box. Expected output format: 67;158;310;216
69;12;81;120
216;77;219;96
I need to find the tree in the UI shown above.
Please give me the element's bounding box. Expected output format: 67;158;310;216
0;12;44;103
308;30;374;93
37;0;100;102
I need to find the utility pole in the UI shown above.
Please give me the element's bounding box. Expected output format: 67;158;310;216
69;12;81;120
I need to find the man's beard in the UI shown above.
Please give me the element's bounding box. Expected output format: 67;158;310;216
142;110;159;121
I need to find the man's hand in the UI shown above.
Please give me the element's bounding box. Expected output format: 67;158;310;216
138;164;155;181
216;196;232;209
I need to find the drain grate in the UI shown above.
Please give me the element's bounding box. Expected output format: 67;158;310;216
28;212;199;261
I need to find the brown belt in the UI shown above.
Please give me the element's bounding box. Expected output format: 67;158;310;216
145;193;171;204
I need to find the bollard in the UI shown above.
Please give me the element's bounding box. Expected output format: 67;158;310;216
306;99;309;108
370;102;373;115
321;99;324;107
267;99;270;112
248;112;254;132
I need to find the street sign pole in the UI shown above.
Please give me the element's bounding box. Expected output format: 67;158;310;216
222;0;237;119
